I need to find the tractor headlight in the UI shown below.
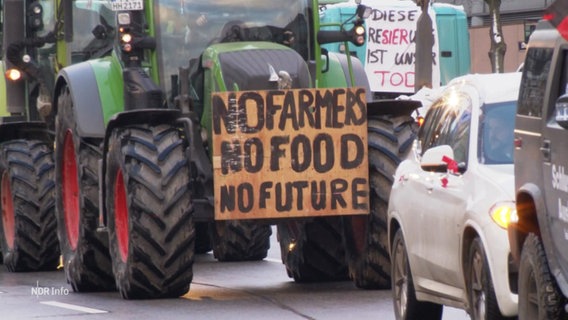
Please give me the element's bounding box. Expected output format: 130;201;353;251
352;24;366;46
121;33;132;43
120;33;133;52
118;12;131;26
27;1;44;31
5;69;22;81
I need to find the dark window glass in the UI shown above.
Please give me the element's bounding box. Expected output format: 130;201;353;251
479;101;517;164
418;91;472;166
518;47;553;117
552;50;568;125
418;100;446;153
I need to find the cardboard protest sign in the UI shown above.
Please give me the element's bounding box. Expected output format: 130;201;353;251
211;88;370;220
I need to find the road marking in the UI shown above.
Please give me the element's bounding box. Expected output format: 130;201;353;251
40;301;108;314
265;258;281;263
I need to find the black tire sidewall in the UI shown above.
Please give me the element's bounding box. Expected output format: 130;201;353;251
391;229;409;319
212;220;271;261
343;115;416;289
467;237;497;319
518;233;564;320
55;86;83;261
54;86;114;291
276;218;347;282
0;153;17;268
105;129;130;287
391;229;443;320
104;124;195;299
0;141;59;271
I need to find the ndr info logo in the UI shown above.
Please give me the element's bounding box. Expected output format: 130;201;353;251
31;281;69;298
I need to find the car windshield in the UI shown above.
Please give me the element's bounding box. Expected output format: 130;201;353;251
479;101;517;164
154;0;310;96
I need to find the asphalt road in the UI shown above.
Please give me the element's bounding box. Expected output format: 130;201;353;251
0;228;470;320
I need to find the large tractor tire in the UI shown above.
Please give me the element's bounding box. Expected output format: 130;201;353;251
106;124;194;299
55;85;115;291
0;140;59;271
518;233;566;320
342;115;417;289
277;217;348;282
211;220;271;261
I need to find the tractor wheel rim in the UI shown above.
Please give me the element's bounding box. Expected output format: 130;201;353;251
62;130;80;250
114;169;129;262
1;171;15;249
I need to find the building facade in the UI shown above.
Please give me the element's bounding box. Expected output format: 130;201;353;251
435;0;552;73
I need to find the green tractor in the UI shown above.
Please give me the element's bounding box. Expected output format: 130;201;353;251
31;0;418;298
0;0;62;272
0;0;122;272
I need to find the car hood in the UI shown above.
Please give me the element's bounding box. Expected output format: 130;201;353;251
475;164;515;199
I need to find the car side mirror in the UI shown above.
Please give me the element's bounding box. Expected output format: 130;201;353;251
420;145;454;173
555;93;568;129
420;145;466;174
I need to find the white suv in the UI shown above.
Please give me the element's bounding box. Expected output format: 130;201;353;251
387;72;521;320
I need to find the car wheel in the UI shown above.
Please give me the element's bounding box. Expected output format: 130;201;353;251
518;233;566;320
391;229;442;320
467;237;509;320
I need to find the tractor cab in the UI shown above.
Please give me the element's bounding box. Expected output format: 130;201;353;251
150;0;312;110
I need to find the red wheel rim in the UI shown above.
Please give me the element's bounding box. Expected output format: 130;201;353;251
62;130;80;250
350;215;368;255
114;169;129;262
1;172;15;249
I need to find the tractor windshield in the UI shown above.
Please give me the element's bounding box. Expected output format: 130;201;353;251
72;1;116;63
154;0;311;97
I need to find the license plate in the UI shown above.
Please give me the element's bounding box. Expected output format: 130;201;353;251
109;0;143;11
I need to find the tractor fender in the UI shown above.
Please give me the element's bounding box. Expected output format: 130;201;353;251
330;52;372;102
367;99;421;118
54;62;106;138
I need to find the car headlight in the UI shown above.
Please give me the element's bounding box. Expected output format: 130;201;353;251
489;201;517;229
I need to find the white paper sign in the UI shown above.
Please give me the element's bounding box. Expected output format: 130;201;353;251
364;3;440;93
